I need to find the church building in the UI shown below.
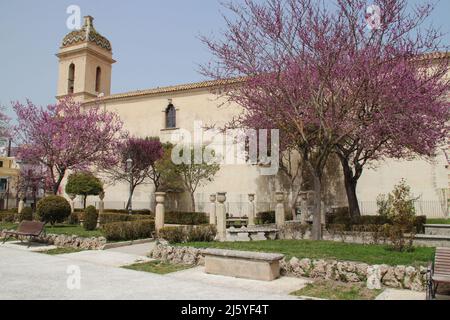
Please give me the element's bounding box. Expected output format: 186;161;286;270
55;16;449;217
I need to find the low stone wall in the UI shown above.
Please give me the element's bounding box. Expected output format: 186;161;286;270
1;229;107;250
151;243;427;291
152;243;206;266
282;257;427;291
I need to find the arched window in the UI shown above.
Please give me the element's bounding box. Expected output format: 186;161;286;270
165;104;176;129
95;66;101;93
68;63;75;94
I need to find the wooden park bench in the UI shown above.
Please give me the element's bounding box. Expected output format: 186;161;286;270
427;247;450;300
2;221;46;248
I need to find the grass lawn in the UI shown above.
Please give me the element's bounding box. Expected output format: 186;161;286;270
427;219;450;225
0;223;104;238
179;240;435;266
124;260;192;274
41;247;84;255
291;280;383;300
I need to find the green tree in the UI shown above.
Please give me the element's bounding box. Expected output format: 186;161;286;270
151;142;184;192
65;171;103;209
173;145;220;212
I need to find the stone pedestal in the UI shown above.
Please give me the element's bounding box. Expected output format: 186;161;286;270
216;192;227;242
209;194;217;225
18;194;25;214
300;192;308;224
155;192;166;234
98;191;105;215
247;194;256;227
69;194;76;214
275;191;285;228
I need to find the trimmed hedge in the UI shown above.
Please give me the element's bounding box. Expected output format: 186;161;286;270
83;206;98;231
164;212;208;225
158;225;216;244
18;207;33;222
256;211;275;224
0;211;16;222
99;213;151;225
325;210;427;233
102;219;155;241
103;209;152;215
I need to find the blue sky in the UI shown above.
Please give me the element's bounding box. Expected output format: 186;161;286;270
0;0;449;118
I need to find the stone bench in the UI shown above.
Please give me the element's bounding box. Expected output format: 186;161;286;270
204;248;284;281
226;227;278;242
424;224;450;237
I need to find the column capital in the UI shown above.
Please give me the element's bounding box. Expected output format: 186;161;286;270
217;192;227;204
275;191;284;203
155;192;166;204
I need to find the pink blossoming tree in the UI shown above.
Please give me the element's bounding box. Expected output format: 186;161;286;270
202;0;450;239
101;137;164;210
13;97;124;195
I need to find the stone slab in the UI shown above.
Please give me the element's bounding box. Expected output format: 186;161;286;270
205;255;281;281
204;248;284;261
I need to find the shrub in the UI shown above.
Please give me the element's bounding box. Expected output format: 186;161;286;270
102;209;152;215
99;213;150;225
256;211;275;224
0;212;16;222
67;212;79;225
413;215;427;234
164;212;208;225
17;207;33;222
186;225;217;242
282;222;311;240
102;219;155;241
83;206;98;231
158;227;186;244
158;225;216;244
36;196;71;225
327;224;347;242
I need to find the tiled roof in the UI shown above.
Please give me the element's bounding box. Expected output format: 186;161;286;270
62;16;112;52
412;51;450;61
83;52;448;104
84;78;244;104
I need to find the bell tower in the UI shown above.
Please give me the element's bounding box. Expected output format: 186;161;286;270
56;16;115;102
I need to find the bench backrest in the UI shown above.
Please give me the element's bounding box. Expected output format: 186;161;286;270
434;247;450;276
17;221;45;236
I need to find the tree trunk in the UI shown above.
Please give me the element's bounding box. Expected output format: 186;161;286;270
290;190;300;220
339;157;361;219
190;192;196;212
311;174;322;240
126;185;137;211
83;195;87;209
53;172;65;195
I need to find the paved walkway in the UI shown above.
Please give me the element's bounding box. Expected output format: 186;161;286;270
107;242;156;257
0;245;303;300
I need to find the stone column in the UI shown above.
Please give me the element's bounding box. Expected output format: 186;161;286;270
300;192;308;225
18;193;25;214
68;194;76;214
216;192;227;241
97;191;105;228
247;194;256;227
98;191;105;215
321;200;326;226
155;192;166;234
275;191;285;228
209;194;217;225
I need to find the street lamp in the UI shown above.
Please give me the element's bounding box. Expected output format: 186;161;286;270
126;158;133;215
